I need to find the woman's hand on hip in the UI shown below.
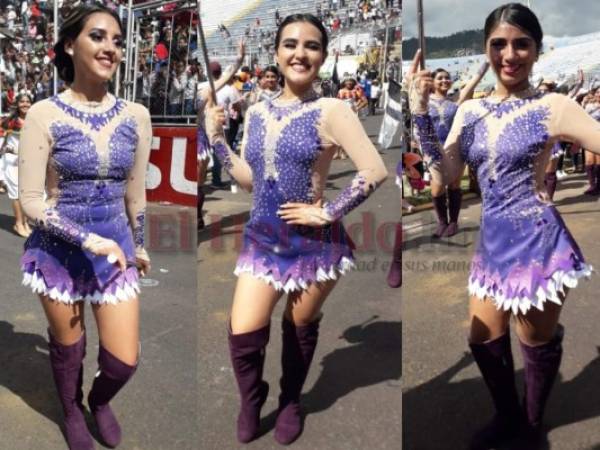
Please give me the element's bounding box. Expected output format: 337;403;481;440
277;199;331;227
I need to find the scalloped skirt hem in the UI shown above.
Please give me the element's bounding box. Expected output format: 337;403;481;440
468;263;593;315
234;256;356;293
22;268;141;305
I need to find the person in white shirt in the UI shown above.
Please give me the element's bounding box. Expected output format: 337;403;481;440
167;60;187;116
183;63;199;115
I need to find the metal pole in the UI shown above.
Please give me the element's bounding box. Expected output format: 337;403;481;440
54;0;58;95
381;18;389;83
132;19;141;102
163;14;176;116
122;0;134;98
182;12;194;117
197;0;217;104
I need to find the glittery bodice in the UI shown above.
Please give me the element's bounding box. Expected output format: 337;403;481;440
211;96;388;224
459;94;550;222
19;92;152;251
243;99;323;222
428;96;458;144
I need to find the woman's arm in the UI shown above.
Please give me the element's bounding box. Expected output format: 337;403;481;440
409;65;467;186
213;40;246;94
319;100;388;222
125;105;153;264
19;108;94;246
457;61;489;106
19;105;127;269
204;98;253;191
552;94;600;154
278;100;388;226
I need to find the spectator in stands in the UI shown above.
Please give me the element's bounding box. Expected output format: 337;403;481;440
168;59;187;116
183;61;200;115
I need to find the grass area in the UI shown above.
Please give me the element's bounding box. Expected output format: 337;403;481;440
404;175;473;206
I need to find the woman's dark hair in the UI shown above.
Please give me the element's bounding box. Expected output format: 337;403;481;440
275;14;329;52
262;65;280;78
484;3;543;53
3;92;33;127
54;3;124;83
433;68;450;78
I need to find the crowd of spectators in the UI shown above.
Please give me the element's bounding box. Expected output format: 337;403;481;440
0;0;204;119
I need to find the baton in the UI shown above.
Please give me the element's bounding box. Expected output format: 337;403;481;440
417;0;426;69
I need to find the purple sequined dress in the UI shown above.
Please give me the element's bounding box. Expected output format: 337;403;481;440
19;93;151;304
428;96;458;146
413;92;592;314
231;98;357;292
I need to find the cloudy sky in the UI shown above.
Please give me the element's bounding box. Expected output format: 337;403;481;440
403;0;600;38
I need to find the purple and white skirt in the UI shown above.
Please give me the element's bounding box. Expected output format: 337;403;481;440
468;205;592;315
197;125;211;162
234;216;356;292
21;202;140;304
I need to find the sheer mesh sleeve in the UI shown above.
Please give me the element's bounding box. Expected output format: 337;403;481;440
125;104;152;262
18;104;93;247
550;94;600;154
319;99;388;221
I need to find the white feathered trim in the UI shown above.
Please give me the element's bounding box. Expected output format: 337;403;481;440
468;263;593;315
234;257;356;293
22;271;141;305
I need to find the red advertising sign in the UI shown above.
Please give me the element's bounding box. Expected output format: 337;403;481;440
147;126;197;207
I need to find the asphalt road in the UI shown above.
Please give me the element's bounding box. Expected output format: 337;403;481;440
0;199;198;450
403;173;600;450
198;113;402;449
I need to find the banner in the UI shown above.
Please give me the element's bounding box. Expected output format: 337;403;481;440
147;127;197;207
378;79;403;150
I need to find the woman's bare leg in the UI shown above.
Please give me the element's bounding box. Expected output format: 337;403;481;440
515;291;566;346
40;295;86;344
230;273;283;334
469;295;511;343
284;279;337;325
92;297;140;366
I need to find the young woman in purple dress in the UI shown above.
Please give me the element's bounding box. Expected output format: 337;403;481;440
425;64;488;237
19;5;151;449
205;13;388;445
409;3;600;448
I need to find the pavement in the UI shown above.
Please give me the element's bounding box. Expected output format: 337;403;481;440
0;198;198;450
402;173;600;450
198;113;402;449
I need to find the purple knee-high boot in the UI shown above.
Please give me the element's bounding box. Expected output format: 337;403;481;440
519;324;564;442
444;188;462;237
228;323;270;443
432;193;449;238
387;223;402;288
544;172;558;201
469;332;522;450
88;346;137;448
48;331;94;450
584;165;600;195
274;316;321;445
